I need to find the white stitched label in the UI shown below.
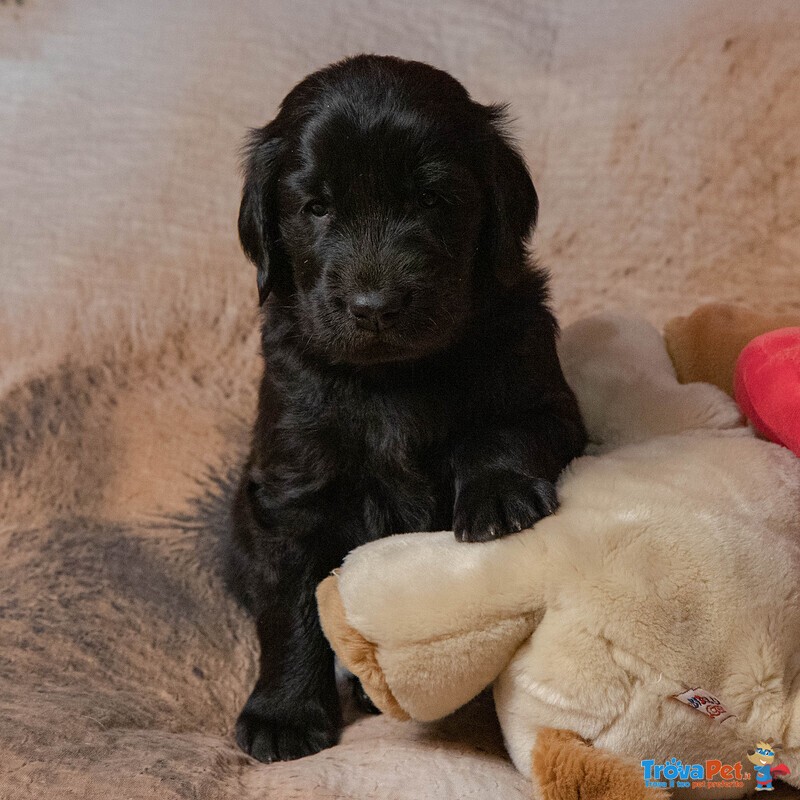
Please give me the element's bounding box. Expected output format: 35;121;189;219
673;688;735;723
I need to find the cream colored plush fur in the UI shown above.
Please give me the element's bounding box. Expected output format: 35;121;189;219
319;314;800;798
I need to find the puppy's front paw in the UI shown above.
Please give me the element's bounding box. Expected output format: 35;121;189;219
235;693;339;763
453;469;558;543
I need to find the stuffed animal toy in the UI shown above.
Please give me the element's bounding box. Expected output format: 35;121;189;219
665;303;800;457
317;314;800;800
664;303;800;398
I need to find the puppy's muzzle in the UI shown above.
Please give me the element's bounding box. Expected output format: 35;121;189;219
347;289;411;333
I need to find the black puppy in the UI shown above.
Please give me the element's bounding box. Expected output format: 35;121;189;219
229;54;586;763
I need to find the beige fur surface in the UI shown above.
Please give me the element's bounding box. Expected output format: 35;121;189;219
1;1;800;798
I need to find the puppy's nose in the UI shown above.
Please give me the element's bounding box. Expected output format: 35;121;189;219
347;290;407;332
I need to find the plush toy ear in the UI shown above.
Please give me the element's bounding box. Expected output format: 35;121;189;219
558;314;743;451
483;105;539;286
664;303;800;397
238;123;289;305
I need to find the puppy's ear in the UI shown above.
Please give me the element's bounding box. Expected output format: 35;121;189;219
239;123;288;305
484;105;539;286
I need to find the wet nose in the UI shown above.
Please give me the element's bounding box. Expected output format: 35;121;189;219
347;290;408;332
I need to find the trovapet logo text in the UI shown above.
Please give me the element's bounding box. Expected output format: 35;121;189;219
641;758;750;791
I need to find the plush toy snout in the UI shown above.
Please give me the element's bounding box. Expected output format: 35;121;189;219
317;573;410;720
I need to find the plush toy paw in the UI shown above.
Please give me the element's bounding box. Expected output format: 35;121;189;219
235;694;339;763
453;469;558;542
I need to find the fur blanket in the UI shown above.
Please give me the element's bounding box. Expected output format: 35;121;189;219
1;1;799;798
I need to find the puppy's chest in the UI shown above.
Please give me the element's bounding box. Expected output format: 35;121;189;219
270;364;479;534
311;384;456;536
305;381;455;470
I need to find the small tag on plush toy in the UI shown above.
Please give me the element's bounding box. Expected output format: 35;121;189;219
673;688;735;723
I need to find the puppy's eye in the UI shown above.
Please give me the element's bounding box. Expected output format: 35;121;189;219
305;200;329;217
417;189;439;208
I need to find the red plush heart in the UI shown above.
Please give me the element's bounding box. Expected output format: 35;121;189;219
734;327;800;457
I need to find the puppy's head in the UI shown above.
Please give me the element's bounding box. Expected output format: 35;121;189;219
239;55;538;365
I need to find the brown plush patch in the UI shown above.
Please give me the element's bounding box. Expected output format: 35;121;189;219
317;576;410;721
664;303;800;397
531;728;669;800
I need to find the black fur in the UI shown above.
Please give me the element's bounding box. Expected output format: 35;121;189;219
228;55;586;763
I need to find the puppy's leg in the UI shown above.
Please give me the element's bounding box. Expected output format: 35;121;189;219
233;493;344;762
452;401;585;543
452;309;587;543
237;580;340;762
